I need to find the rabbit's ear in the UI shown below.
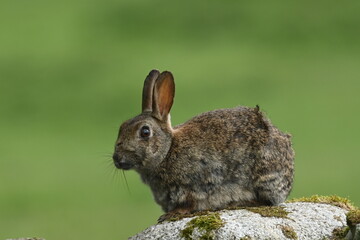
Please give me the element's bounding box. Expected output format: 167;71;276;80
142;69;160;113
152;71;175;122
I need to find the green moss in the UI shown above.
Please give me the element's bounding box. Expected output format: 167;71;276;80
287;195;356;211
245;206;289;219
346;208;360;226
280;225;298;239
168;210;210;222
180;212;224;240
332;226;350;240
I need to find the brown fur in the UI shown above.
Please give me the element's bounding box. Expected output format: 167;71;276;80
112;70;294;221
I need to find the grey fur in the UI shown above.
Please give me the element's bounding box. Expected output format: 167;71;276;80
113;70;294;221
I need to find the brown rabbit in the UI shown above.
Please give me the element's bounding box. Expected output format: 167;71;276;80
112;70;294;221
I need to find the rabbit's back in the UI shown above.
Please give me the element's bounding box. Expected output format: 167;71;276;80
173;106;270;152
151;106;294;212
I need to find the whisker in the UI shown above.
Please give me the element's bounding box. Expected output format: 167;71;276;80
96;151;114;159
122;170;131;195
102;154;132;195
112;167;120;185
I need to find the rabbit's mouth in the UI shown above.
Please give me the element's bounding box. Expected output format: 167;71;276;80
113;154;134;170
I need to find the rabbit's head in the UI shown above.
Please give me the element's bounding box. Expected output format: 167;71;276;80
112;70;175;172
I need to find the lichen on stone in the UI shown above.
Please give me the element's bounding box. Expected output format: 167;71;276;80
239;236;252;240
331;226;350;240
346;208;360;226
280;225;298;239
245;206;290;219
180;212;224;240
287;195;356;211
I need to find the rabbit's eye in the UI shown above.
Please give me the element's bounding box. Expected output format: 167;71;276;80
140;126;151;138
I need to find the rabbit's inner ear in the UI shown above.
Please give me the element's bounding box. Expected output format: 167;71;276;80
142;70;160;113
152;71;175;122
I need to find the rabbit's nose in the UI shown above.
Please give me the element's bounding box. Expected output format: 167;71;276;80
112;153;119;162
113;154;133;170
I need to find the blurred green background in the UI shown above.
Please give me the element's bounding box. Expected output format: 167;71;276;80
1;0;359;239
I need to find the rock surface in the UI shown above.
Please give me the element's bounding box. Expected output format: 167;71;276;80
130;202;349;240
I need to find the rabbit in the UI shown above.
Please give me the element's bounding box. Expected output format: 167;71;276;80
112;69;294;222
